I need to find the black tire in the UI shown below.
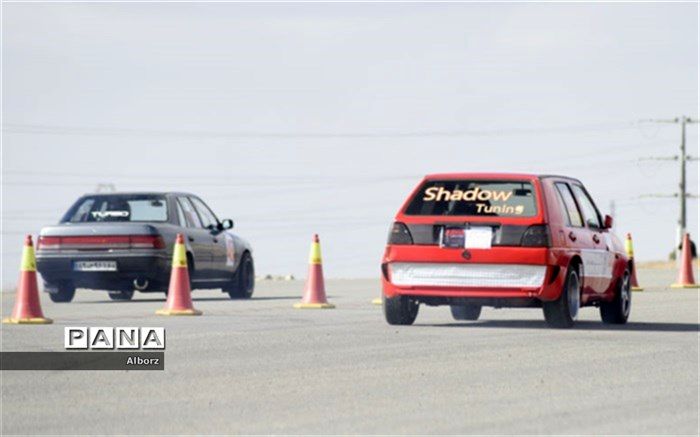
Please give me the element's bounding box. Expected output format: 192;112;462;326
108;290;134;301
450;305;482;321
383;294;419;325
600;270;631;324
543;266;580;329
47;282;76;303
227;253;255;299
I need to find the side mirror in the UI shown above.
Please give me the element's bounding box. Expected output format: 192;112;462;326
604;214;613;229
220;219;234;230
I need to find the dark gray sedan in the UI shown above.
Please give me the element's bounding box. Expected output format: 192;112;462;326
35;192;254;302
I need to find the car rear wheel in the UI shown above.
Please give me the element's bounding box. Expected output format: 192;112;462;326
227;253;255;299
108;290;134;301
600;270;631;324
46;282;76;303
450;305;481;321
543;266;580;329
384;295;419;325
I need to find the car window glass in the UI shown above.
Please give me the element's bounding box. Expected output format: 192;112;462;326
190;197;218;229
404;180;538;217
177;197;202;228
175;200;187;227
552;185;571;225
69;198;95;222
128;199;167;221
554;183;583;227
64;195;167;222
571;185;602;229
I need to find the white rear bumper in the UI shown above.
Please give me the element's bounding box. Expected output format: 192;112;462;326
389;262;547;288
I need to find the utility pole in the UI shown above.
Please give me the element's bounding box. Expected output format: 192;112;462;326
640;116;698;261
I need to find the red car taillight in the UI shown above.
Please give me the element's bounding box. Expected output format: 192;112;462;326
37;235;166;250
129;235;166;249
387;222;413;245
37;236;61;250
520;225;550;247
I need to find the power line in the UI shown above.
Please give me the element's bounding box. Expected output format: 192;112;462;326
1;121;639;139
0;177;418;189
1;170;420;181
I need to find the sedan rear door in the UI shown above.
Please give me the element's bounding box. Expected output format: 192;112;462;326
175;196;213;279
188;196;231;278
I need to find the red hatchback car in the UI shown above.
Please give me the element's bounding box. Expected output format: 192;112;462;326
381;173;631;328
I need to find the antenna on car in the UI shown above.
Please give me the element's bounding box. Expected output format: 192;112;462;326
95;183;116;193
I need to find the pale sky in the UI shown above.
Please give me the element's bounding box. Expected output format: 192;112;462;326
2;3;698;285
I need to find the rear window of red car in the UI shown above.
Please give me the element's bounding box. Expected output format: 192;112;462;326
404;180;538;217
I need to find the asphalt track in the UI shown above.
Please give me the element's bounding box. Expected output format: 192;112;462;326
1;268;698;435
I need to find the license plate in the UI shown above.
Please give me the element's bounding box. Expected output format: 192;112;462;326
73;261;117;272
441;226;493;249
464;227;493;249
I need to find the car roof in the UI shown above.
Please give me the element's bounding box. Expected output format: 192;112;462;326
424;172;582;183
79;191;198;197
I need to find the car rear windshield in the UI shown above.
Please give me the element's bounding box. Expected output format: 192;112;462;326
404;180;538;217
63;195;169;223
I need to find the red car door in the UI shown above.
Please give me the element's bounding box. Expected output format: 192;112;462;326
552;182;599;295
570;184;613;294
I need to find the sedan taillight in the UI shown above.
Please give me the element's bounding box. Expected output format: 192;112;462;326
129;235;166;249
36;235;166;250
37;236;61;250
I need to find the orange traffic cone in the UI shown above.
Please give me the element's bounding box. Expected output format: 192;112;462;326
671;233;699;289
294;234;334;309
625;233;643;291
156;234;202;316
3;235;52;324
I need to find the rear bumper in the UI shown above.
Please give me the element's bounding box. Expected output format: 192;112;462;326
381;245;567;302
390;262;547;288
36;251;170;291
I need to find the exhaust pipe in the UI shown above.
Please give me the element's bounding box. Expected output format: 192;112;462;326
133;278;149;291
